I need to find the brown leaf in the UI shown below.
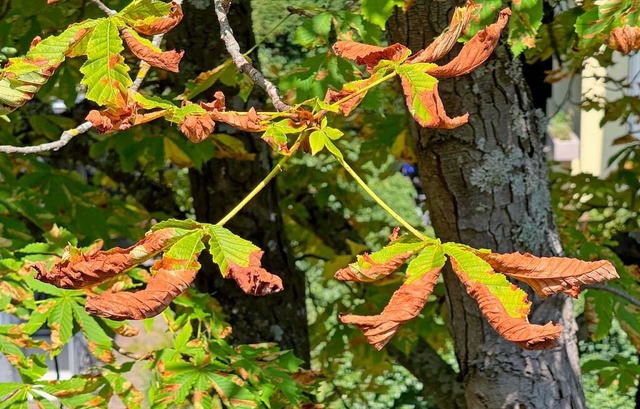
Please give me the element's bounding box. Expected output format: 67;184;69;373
33;229;179;289
130;1;183;36
402;82;469;128
475;251;619;298
450;256;561;349
200;91;226;112
608;26;640;54
427;8;510;78
85;256;199;320
410;1;475;63
121;28;183;73
226;250;283;295
340;266;442;350
47;0;59;3
334;251;414;282
210;107;269;133
324;73;383;115
179;114;215;142
332;41;409;73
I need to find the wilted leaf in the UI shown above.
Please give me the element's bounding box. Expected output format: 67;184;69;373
227;250;283;296
410;1;475;63
340;262;443;350
475;251;618;298
608;26;640;54
324;71;384;116
332;41;410;73
427;9;510;78
34;228;185;289
335;236;425;282
85;229;205;320
121;28;183;73
179;114;215;143
445;244;561;349
119;1;183;36
209;108;269;133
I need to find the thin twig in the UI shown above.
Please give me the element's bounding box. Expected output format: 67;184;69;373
213;0;291;112
587;283;640;309
90;0;116;16
0;122;93;154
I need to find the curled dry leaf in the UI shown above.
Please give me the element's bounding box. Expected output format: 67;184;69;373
427;8;511;78
448;250;561;349
85;256;199;320
324;72;383;116
179;114;215;143
121;29;184;73
410;1;475;63
332;41;409;73
200;91;226;112
340;266;441;350
210;107;269;133
130;1;184;36
401;81;469;128
33;228;179;289
608;26;640;54
335;252;413;282
226;250;283;295
475;251;619;298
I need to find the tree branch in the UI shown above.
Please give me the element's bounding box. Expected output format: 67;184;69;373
0;121;93;154
587;283;640;308
90;0;115;16
213;0;291;112
388;340;465;409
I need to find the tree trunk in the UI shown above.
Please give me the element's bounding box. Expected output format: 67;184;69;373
166;0;310;363
388;2;585;407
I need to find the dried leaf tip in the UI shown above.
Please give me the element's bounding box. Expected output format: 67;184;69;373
226;250;283;296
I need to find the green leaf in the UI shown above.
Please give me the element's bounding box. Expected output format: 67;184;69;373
308;129;325;156
150;218;202;232
174;319;192;351
509;0;543;56
0;383;23;399
206;225;259;275
261;119;303;151
308;125;344;156
26;19;100;64
294;12;333;48
395;63;437;125
48;296;74;350
584;290;614;341
405;243;445;283
165;229;206;263
361;0;401;30
80;18;132;108
118;0;173;28
443;243;529;319
71;302;114;363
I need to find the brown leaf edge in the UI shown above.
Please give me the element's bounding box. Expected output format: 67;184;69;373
85;255;199;320
334;251;414;282
427;8;511;79
33;228;179;289
225;250;283;296
475;251;619;298
129;1;184;36
332;41;409;73
449;256;561;350
340;266;442;350
121;28;184;73
410;1;475;63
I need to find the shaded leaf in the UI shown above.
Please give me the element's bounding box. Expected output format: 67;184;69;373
428;9;510;78
475;251;618;298
85;229;205;320
445;244;561;349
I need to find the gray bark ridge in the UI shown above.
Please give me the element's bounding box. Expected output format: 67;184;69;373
165;0;310;363
388;1;584;407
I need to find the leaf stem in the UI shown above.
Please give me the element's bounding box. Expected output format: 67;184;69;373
215;135;305;227
333;153;431;242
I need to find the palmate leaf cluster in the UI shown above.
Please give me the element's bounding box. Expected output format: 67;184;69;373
0;0;637;407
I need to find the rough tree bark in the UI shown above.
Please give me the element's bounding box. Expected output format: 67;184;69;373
166;0;309;363
388;2;585;408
